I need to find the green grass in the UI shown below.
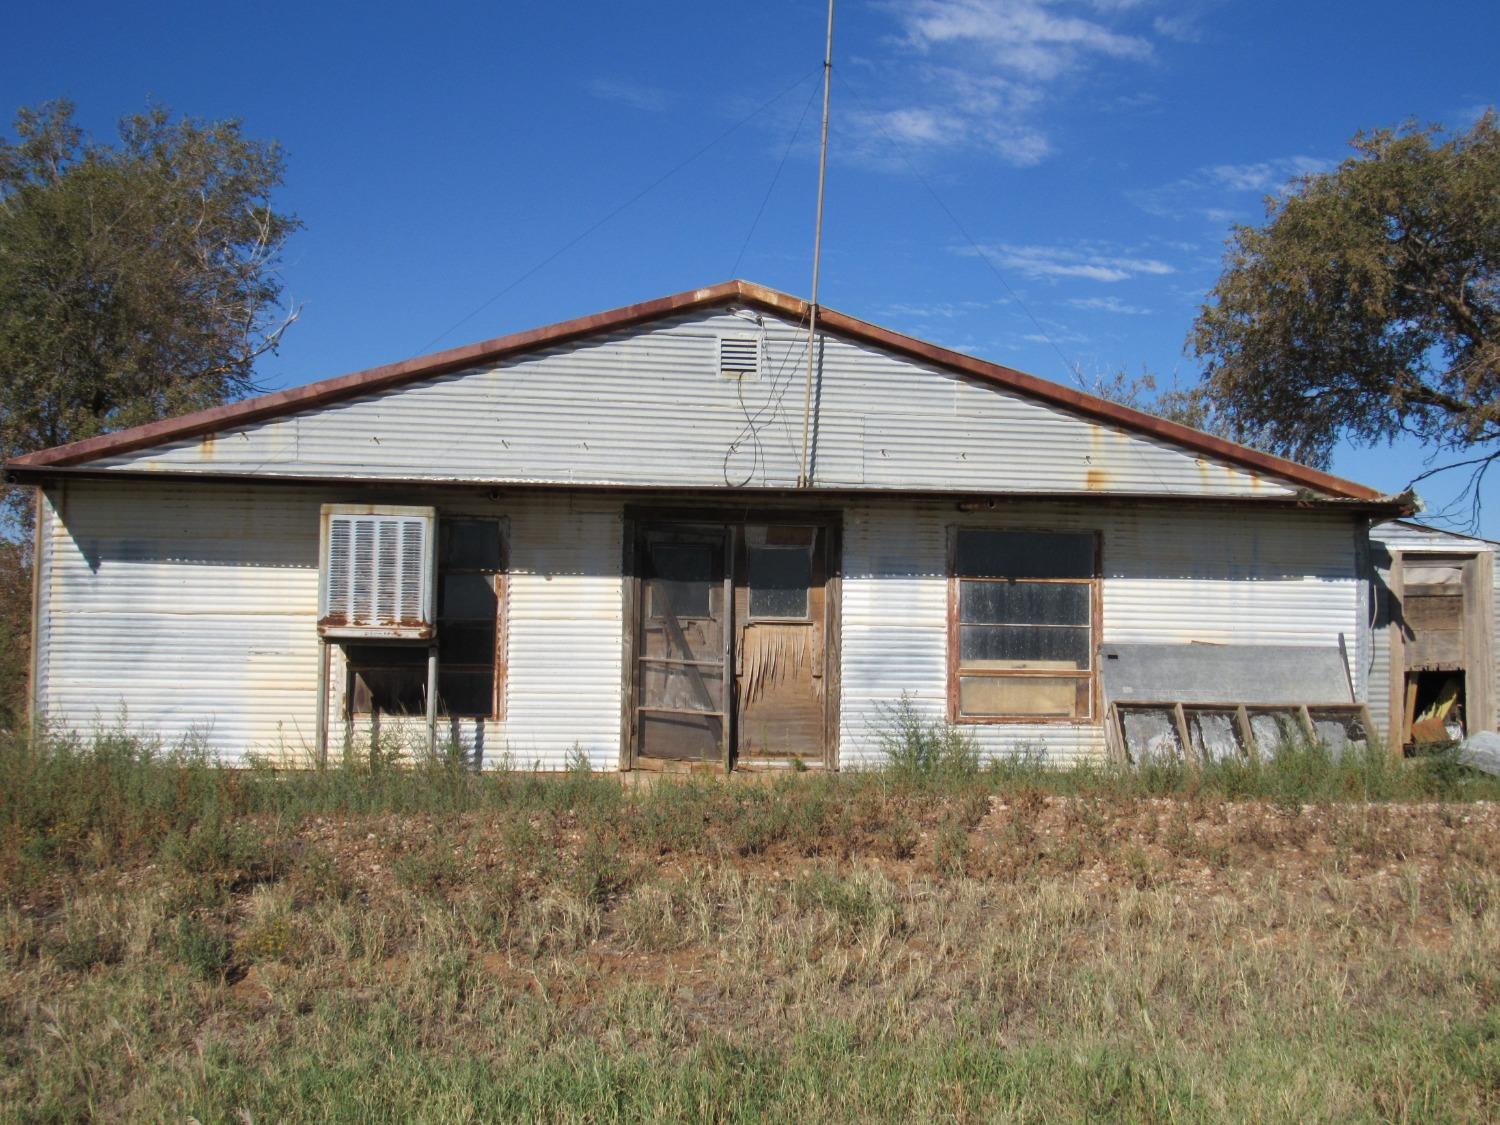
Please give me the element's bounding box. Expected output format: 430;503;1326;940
4;723;1500;1121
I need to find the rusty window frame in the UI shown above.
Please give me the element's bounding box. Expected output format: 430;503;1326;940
347;515;507;721
947;527;1101;725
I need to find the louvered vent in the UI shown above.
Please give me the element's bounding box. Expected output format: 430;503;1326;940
319;505;435;638
719;335;760;378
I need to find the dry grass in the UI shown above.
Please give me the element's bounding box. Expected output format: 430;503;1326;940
3;729;1500;1121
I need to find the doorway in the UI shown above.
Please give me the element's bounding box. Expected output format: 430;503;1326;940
626;513;838;770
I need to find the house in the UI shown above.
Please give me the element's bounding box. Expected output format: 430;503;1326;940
6;280;1420;770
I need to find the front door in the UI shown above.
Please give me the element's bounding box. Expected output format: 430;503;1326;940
634;526;732;767
631;517;835;769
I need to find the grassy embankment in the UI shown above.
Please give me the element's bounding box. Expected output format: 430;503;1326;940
2;713;1499;1121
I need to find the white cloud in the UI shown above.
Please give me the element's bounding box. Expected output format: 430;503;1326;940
1132;154;1333;221
587;78;672;112
958;241;1176;282
898;0;1153;81
853;1;1167;167
1069;295;1154;314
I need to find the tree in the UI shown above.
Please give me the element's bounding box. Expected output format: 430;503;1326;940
0;100;300;524
0;100;299;729
1188;113;1499;511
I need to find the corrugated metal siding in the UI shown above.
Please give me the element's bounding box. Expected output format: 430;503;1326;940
90;310;1295;498
38;479;627;768
839;499;1364;767
40;480;324;762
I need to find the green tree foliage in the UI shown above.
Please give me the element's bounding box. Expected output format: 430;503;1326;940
0;99;299;491
1188;114;1500;487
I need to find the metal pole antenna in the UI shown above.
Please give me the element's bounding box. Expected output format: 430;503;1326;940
797;0;834;489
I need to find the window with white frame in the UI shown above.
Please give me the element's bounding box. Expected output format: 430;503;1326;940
950;528;1098;721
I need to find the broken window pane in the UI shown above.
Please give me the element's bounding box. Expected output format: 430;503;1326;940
1185;708;1245;763
748;545;811;619
959;624;1090;670
959;675;1088;717
1119;707;1184;764
1308;708;1370;759
1248;710;1305;753
960;580;1089;625
955;529;1094;579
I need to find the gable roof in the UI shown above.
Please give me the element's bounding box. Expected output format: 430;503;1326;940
6;279;1386;501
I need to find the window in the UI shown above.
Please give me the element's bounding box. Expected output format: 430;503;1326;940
746;525;814;620
950;528;1097;721
346;517;504;718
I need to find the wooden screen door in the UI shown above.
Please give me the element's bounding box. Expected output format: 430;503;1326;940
634;526;732;767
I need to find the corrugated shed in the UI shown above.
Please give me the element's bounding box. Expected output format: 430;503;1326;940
839;499;1364;767
88;310;1295;498
1367;520;1500;741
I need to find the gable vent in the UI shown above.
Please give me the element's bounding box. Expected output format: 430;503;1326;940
319;505;435;639
719;335;760;379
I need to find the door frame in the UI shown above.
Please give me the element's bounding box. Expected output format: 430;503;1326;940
619;505;842;771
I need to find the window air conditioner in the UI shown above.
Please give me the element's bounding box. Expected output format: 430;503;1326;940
318;504;436;640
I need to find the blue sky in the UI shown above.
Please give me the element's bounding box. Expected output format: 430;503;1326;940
5;1;1497;530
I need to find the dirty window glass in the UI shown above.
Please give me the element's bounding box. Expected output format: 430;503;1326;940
952;528;1097;720
955;530;1094;579
748;546;811;619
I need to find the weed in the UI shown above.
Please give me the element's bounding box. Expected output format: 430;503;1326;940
874;694;980;784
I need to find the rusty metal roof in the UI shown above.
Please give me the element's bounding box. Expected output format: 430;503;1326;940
5;279;1387;501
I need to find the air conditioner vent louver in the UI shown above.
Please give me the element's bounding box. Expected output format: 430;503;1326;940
719;335;760;378
319;505;435;639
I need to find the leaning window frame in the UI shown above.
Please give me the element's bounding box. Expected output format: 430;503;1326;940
345;514;508;722
946;526;1101;725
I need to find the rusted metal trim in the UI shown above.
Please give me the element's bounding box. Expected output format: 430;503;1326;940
4;279;1386;501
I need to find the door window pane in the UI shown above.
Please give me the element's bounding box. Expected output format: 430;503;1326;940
649;544;714;619
748;545;811;619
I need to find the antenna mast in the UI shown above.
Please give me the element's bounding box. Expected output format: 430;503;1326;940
797;0;835;489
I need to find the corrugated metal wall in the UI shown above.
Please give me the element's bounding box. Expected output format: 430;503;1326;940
37;479;1366;770
37;479;625;769
89;309;1295;499
840;498;1365;767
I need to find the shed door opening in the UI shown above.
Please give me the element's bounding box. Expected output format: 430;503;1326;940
1395;552;1494;750
631;519;833;769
